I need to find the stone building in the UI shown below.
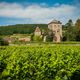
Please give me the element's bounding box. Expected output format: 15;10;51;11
48;20;62;42
18;37;31;42
3;37;15;43
34;26;41;36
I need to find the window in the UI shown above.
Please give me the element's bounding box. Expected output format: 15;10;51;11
54;25;56;27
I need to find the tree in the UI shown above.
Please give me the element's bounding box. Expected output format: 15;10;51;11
75;18;80;30
64;19;76;41
66;19;73;27
75;18;80;41
0;38;9;46
46;30;54;42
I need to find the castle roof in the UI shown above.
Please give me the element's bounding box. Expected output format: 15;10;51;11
35;27;41;32
48;20;62;24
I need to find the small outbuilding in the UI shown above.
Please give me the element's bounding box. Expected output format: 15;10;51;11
34;26;41;36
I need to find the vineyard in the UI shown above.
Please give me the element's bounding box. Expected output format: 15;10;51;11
0;45;80;80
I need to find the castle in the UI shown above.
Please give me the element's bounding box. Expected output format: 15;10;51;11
48;20;62;42
34;20;62;42
3;20;62;43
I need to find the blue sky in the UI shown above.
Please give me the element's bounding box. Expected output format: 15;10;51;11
0;0;80;25
0;0;73;4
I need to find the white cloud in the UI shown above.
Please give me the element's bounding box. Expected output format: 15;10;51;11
0;2;80;24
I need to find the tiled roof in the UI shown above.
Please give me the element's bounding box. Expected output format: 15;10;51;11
48;20;62;24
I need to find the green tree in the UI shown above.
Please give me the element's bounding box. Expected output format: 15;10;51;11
75;18;80;30
64;19;76;41
75;18;80;41
46;30;54;42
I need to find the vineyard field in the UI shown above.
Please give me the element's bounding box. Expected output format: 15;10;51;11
0;45;80;80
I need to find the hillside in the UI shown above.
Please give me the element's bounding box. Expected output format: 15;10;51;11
0;24;48;35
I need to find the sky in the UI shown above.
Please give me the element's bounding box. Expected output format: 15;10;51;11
0;0;80;26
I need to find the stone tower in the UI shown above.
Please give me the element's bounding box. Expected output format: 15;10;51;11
34;26;41;36
48;20;62;42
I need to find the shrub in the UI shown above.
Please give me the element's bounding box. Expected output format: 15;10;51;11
33;35;42;42
0;46;80;80
0;38;9;46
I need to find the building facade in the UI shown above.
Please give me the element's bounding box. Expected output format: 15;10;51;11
48;20;62;42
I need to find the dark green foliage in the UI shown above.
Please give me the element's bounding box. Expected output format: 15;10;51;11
46;31;54;42
62;36;67;41
75;18;80;30
75;19;80;41
46;35;53;42
70;70;80;80
63;19;80;41
64;19;74;41
0;24;47;35
76;30;80;41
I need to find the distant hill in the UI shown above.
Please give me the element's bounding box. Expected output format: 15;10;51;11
0;24;48;35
